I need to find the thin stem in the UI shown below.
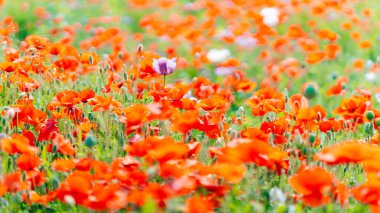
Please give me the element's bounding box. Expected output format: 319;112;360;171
163;75;166;88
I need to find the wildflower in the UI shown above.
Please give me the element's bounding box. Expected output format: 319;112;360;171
206;49;230;63
269;187;286;204
314;141;380;165
152;57;177;75
0;133;6;140
235;35;257;49
214;66;235;76
365;72;376;82
289;167;335;207
375;93;380;103
260;7;280;27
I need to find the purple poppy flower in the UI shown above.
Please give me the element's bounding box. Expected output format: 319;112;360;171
152;57;177;75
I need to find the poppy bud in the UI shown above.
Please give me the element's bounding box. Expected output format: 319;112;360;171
303;83;318;99
365;123;373;135
375;118;380;127
52;176;60;188
52;144;58;153
84;134;96;147
283;88;289;102
365;110;375;121
302;147;308;155
137;44;143;53
89;55;94;65
88;112;94;120
285;132;290;140
309;133;316;143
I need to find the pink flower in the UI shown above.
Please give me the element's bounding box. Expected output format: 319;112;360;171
152;57;177;75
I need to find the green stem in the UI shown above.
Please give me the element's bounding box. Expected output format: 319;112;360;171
163;75;166;88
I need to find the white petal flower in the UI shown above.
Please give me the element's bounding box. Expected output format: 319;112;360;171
207;49;230;63
375;93;380;103
365;72;376;82
260;7;280;27
215;66;235;76
235;35;257;49
269;187;286;204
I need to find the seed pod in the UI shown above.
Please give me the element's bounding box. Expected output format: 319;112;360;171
304;84;318;99
309;133;316;143
365;110;375;121
375;118;380;127
365;123;373;135
84;134;96;147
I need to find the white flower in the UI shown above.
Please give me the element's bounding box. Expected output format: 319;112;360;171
64;195;76;205
375;93;380;103
4;107;20;119
365;72;376;82
0;133;7;140
235;35;257;49
207;49;230;63
269;187;286;204
214;66;235;76
366;60;374;69
260;7;280;27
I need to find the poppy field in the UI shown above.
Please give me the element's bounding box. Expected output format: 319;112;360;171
1;0;380;212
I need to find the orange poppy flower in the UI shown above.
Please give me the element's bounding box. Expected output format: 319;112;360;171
317;29;338;42
25;170;46;189
126;136;189;163
334;95;369;123
52;158;76;172
305;52;325;64
314;141;380;164
48;133;75;156
3;171;27;193
245;87;286;116
185;196;216;213
210;163;246;184
24;35;51;53
213;138;288;174
326;82;345;96
16;154;41;171
54;90;80;107
171;110;201;133
199;96;226;111
353;174;380;206
79;89;96;103
88;95;113;111
325;43;341;59
289;167;335;207
359;40;372;49
1;134;38;155
0;61;17;72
